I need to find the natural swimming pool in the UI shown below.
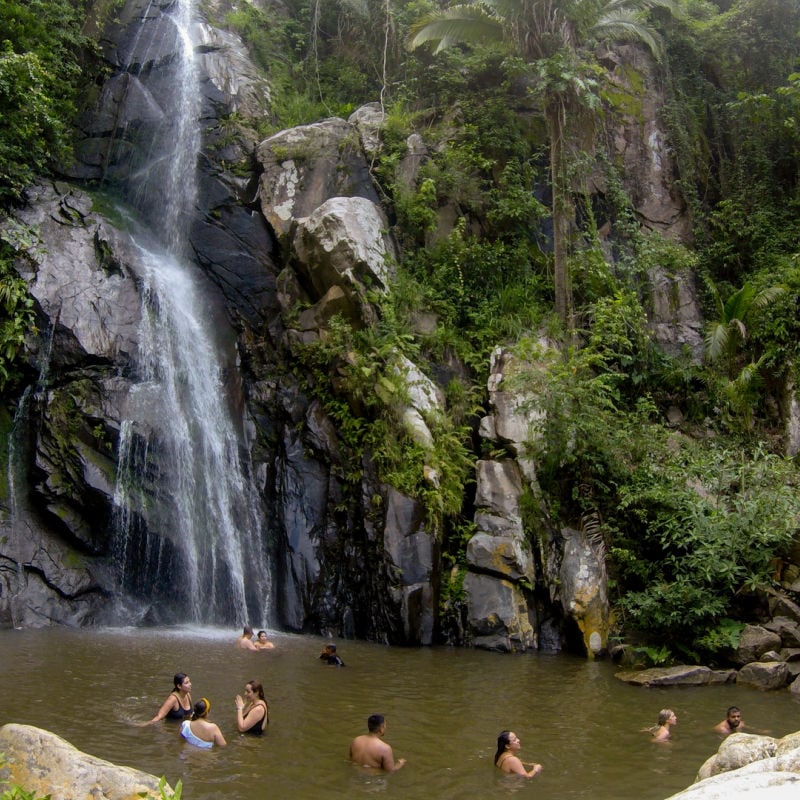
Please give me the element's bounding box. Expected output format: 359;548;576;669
2;627;799;799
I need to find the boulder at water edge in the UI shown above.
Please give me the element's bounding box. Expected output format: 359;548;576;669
665;731;800;799
0;723;169;800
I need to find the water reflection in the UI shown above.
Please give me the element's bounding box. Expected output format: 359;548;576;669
1;628;799;800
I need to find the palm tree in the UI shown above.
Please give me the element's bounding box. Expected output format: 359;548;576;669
704;281;785;378
409;0;675;328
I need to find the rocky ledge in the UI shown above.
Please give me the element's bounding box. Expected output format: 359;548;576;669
666;731;800;799
0;723;170;800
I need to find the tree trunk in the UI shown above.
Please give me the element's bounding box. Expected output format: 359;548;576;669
547;100;573;329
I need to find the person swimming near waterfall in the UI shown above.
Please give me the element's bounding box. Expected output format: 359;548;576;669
494;730;543;777
142;673;193;724
180;698;226;749
349;714;406;772
254;630;275;650
319;643;345;666
234;680;269;734
651;709;677;742
237;625;258;651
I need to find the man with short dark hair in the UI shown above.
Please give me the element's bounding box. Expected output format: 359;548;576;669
714;706;746;735
349;714;406;772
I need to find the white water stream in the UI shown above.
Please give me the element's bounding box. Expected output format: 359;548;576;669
112;0;270;625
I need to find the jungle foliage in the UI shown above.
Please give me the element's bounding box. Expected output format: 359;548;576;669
2;0;800;658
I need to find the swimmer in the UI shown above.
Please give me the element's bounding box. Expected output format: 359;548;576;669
494;731;542;777
319;643;345;666
349;714;405;772
254;630;275;650
142;673;193;724
714;706;767;735
235;680;269;734
237;625;257;651
180;698;226;749
652;709;677;742
714;706;745;735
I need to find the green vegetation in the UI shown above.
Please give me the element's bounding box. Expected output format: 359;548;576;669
2;0;800;660
0;0;93;203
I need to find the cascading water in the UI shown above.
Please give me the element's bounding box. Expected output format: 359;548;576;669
111;0;270;625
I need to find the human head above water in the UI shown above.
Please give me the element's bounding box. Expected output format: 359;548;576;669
494;730;517;764
367;714;385;734
726;706;742;725
246;680;265;701
658;709;676;726
173;673;189;691
193;698;211;719
324;643;337;653
257;630;268;640
242;625;254;637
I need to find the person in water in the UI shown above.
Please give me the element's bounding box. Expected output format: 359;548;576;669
234;680;269;734
652;709;677;742
714;706;745;736
143;673;193;724
180;698;226;749
494;731;543;777
237;625;257;651
319;643;345;666
254;630;275;650
349;714;406;772
713;706;766;735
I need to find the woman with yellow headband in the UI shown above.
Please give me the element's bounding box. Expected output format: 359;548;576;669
180;698;227;749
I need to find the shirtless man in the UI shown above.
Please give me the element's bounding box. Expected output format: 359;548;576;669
714;706;752;735
237;625;257;651
349;714;406;772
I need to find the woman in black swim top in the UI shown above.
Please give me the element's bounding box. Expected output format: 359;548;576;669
144;673;193;724
234;680;268;735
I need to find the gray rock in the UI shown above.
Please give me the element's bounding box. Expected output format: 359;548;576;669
736;661;789;690
615;665;723;686
0;723;167;800
257;117;380;239
735;624;783;665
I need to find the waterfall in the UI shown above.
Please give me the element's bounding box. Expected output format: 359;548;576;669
111;0;270;626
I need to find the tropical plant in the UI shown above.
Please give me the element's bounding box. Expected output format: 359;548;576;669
704;281;786;377
408;0;676;328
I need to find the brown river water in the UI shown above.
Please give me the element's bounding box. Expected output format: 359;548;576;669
2;627;799;800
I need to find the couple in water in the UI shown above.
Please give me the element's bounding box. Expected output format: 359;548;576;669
237;625;275;650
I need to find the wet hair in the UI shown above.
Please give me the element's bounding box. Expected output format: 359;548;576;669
242;625;254;637
193;698;210;719
246;681;266;702
658;709;675;726
172;673;188;691
325;643;337;653
247;680;269;724
257;630;268;638
495;731;513;765
367;714;385;733
727;706;741;716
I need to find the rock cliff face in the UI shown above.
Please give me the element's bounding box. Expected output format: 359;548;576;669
0;0;696;651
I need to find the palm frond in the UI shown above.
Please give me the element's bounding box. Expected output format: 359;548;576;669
408;7;504;53
704;321;730;362
749;285;786;312
591;11;663;58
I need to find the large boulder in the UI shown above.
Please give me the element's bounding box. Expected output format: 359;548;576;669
666;730;800;799
0;723;168;800
256;116;380;240
736;661;790;691
735;625;784;665
558;526;612;657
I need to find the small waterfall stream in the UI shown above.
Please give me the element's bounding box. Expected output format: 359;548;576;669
111;0;270;625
